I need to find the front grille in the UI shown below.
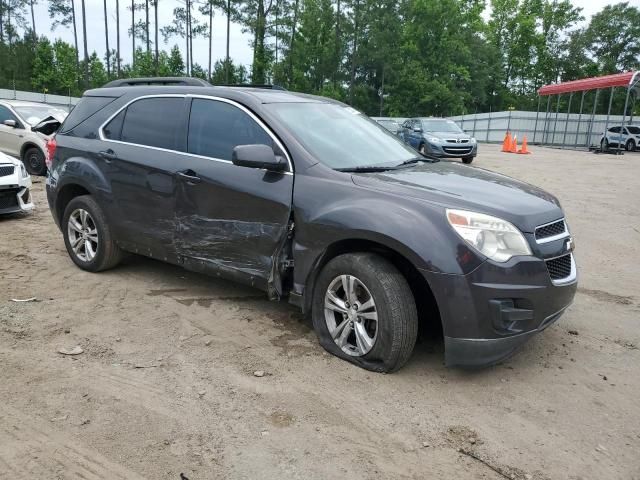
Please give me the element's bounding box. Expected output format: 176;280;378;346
446;139;469;144
443;147;473;154
0;165;15;177
546;254;572;280
535;219;566;241
0;190;18;209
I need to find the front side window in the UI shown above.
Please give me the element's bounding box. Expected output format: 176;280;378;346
120;97;184;150
609;126;620;133
266;102;417;169
187;98;273;161
0;105;17;124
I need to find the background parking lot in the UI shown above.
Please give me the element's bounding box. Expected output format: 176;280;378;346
1;143;638;479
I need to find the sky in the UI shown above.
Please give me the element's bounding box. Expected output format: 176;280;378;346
30;0;627;73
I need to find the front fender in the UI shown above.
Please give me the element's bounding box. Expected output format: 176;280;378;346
291;173;484;302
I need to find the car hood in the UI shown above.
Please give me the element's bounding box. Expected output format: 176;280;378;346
31;116;62;136
351;162;563;233
0;151;21;166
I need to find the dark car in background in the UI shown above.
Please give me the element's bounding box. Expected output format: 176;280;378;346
400;117;477;163
46;78;576;372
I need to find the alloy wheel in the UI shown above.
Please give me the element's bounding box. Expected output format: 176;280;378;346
28;152;42;172
324;274;378;356
67;208;99;262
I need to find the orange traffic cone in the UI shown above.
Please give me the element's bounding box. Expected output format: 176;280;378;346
517;135;531;154
501;131;512;152
509;134;518;153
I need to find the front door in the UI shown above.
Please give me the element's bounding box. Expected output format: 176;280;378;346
0;105;23;157
174;97;294;292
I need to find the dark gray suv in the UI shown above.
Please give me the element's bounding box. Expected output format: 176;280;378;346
46;78;576;372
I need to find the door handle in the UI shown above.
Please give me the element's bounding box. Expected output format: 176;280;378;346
99;149;117;162
177;170;201;184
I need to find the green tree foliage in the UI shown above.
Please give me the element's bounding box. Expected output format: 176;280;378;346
585;2;640;74
0;0;638;115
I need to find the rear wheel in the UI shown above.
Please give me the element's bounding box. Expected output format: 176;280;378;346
600;137;609;151
626;139;636;152
312;253;418;373
462;156;474;164
23;147;46;176
62;195;123;272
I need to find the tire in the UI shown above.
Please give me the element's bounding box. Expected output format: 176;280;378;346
23;147;46;176
601;138;609;151
462;156;474;164
312;252;418;373
62;195;123;272
419;143;426;155
626;139;636;152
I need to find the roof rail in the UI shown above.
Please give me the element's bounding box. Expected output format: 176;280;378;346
102;77;212;88
215;84;287;91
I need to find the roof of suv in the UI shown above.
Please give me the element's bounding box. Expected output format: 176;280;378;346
85;85;330;105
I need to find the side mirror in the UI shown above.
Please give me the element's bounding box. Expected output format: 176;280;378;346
3;119;16;128
232;144;286;172
413;127;423;133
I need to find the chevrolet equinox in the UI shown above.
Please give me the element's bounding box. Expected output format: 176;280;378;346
46;78;577;372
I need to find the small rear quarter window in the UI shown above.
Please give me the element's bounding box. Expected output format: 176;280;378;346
59;96;116;133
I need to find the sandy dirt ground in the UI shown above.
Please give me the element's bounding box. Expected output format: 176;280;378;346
1;143;639;480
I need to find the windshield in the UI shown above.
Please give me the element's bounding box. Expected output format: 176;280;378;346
627;126;640;135
378;120;398;130
267;103;417;169
421;119;462;133
14;105;68;126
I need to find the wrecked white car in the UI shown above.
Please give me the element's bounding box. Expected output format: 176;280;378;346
0;152;34;214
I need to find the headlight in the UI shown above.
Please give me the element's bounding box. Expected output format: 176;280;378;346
20;163;28;178
446;209;532;262
470;137;477;144
427;136;441;144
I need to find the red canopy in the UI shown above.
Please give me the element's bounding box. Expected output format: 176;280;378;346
538;71;638;96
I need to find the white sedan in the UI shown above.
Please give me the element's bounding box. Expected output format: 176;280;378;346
0;151;34;215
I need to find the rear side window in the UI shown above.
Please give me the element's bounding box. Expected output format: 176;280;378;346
103;110;125;140
60;96;116;133
120;97;184;150
187;98;273;161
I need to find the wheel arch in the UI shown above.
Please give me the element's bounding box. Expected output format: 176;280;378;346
303;238;442;339
55;183;92;227
20;141;43;160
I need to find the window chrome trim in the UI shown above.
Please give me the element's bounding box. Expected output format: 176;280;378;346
97;93;293;174
535;218;569;244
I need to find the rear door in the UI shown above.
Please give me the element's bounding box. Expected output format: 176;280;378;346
174;97;294;292
99;95;189;258
0;105;23;156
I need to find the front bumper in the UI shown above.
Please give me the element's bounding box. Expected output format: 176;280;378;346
421;253;577;368
425;142;478;158
0;186;34;214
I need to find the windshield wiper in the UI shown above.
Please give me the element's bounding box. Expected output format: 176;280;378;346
396;156;439;167
335;165;397;172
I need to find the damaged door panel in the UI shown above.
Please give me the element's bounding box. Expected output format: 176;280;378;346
174;97;294;293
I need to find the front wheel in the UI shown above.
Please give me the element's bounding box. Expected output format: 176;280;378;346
419;143;427;155
62;195;123;272
462;156;474;164
312;253;418;372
